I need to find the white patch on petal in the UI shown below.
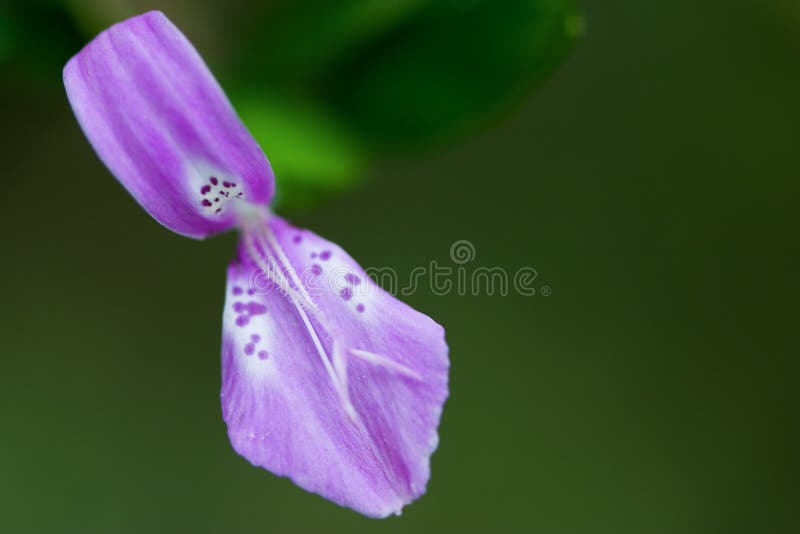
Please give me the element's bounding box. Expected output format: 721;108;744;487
185;160;245;217
223;282;278;381
240;312;277;380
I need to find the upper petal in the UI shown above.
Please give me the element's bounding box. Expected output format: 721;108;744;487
221;215;449;517
63;11;274;238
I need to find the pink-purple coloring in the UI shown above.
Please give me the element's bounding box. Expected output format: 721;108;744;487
63;11;449;518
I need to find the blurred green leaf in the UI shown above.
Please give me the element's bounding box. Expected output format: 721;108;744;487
232;0;427;84
221;0;581;197
233;93;367;210
324;0;582;148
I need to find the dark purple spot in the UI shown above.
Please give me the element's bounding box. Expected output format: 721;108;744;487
223;181;232;188
311;252;317;259
214;198;219;203
201;199;212;207
345;273;361;285
245;302;267;315
356;303;365;313
310;264;322;276
233;286;243;295
214;208;222;213
210;176;218;185
234;300;267;328
244;343;255;355
320;250;332;261
257;350;269;360
247;289;254;295
250;334;261;343
340;287;353;301
200;185;211;195
293;235;302;244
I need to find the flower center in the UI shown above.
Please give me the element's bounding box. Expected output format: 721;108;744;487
198;175;243;215
187;161;246;218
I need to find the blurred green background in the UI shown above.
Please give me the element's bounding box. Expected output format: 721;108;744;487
1;0;798;532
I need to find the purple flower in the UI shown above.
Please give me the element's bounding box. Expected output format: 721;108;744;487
63;11;449;518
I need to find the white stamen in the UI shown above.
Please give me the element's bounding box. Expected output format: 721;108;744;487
243;232;309;306
260;224;319;312
242;214;358;423
253;231;319;313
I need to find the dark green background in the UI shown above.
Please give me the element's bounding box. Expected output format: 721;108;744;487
1;0;798;532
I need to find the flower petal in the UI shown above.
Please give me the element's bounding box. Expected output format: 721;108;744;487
63;11;274;238
221;215;449;517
